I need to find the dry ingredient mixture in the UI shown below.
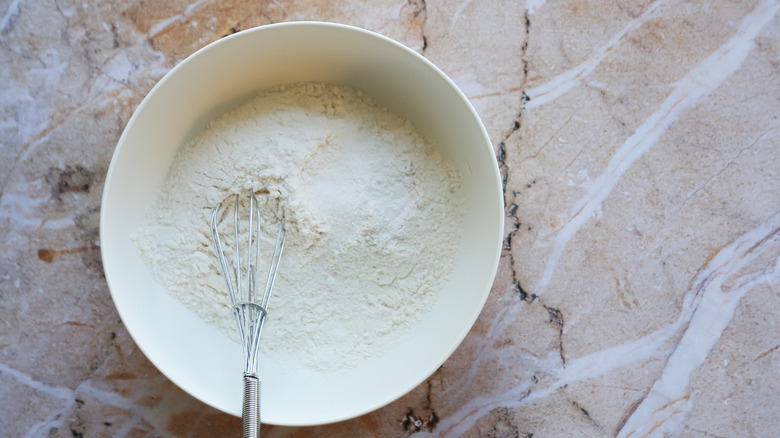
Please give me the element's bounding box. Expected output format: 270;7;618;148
132;82;466;371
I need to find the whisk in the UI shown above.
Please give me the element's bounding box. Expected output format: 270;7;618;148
210;190;286;438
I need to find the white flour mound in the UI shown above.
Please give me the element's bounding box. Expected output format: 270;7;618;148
133;82;466;371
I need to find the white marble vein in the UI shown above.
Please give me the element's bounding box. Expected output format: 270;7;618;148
524;0;664;109
147;0;213;38
525;0;546;15
0;181;48;228
0;361;72;400
0;0;22;36
416;322;673;436
450;0;473;31
534;0;780;295
2;0;778;435
416;382;534;437
1;356;185;438
617;212;780;437
414;210;779;437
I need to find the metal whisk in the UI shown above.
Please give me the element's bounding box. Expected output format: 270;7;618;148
210;190;286;438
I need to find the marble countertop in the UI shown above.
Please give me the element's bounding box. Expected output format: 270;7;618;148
2;0;779;436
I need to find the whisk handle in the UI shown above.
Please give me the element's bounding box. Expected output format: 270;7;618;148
242;372;261;438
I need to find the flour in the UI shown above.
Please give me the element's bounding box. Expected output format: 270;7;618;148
132;82;465;371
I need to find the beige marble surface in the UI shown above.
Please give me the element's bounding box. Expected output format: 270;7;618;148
1;0;779;436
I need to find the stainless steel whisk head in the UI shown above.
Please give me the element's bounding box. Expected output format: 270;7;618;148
210;189;285;438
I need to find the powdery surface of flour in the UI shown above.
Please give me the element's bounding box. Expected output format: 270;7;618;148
133;82;466;371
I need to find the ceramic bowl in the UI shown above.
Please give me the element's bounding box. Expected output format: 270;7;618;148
100;21;502;426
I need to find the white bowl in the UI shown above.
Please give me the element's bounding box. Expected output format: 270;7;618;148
101;22;502;426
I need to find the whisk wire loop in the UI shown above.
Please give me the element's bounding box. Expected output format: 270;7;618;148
210;189;285;438
209;189;286;373
234;194;242;302
210;206;235;307
262;219;286;317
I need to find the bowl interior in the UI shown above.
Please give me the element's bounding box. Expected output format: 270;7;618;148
101;22;502;426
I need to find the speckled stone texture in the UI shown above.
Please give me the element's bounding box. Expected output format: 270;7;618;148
1;0;779;437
